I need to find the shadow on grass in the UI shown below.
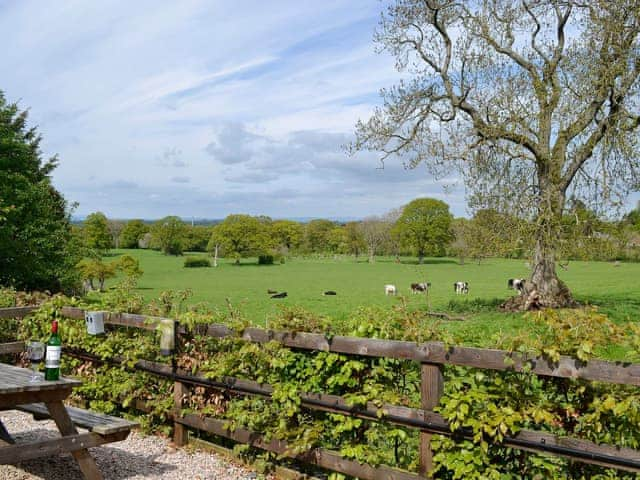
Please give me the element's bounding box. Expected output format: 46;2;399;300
446;297;505;313
576;293;640;308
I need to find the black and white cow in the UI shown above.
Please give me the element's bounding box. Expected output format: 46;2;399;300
508;278;526;294
384;284;397;295
270;292;288;298
453;281;469;294
410;282;431;294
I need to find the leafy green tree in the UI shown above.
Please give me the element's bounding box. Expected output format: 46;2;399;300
108;219;125;249
303;219;336;253
182;225;212;252
119;220;149;249
83;212;112;252
116;255;143;279
462;210;528;264
353;1;640;308
150;216;186;255
272;220;303;252
76;258;117;291
327;225;348;253
0;92;76;291
208;214;274;264
393;198;453;263
343;221;366;258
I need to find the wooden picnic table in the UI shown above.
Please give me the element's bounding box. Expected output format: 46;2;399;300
0;362;135;480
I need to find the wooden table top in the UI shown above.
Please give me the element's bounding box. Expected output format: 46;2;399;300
0;363;81;395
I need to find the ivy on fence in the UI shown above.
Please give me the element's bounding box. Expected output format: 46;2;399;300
2;287;640;479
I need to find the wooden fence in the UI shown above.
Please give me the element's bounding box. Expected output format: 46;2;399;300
2;305;640;478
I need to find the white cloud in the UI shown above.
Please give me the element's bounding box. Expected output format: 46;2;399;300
0;0;464;219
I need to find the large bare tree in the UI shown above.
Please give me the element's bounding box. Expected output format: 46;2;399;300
353;0;640;308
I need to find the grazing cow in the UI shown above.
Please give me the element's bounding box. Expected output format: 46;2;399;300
384;284;397;296
410;282;431;294
323;290;337;296
453;281;469;294
270;292;287;298
507;278;525;294
267;289;278;294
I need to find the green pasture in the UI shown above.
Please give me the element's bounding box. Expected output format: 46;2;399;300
103;250;640;350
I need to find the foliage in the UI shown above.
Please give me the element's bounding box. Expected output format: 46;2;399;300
393;198;454;262
117;255;143;278
257;254;274;265
83;212;113;252
358;217;391;263
76;258;118;291
119;219;149;249
150;216;186;255
3;291;640;478
182;225;212;252
302;219;336;254
208;214;274;263
0;91;76;292
184;256;211;268
271;220;303;252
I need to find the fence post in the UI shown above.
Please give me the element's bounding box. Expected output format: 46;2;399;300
173;380;189;446
419;362;444;478
172;320;189;447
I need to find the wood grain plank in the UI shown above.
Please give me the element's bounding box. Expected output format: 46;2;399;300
16;403;137;435
0;306;37;319
46;401;104;480
0;431;128;464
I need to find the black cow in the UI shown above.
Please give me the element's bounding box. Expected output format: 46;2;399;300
270;292;287;298
323;291;337;296
508;278;525;294
410;282;431;294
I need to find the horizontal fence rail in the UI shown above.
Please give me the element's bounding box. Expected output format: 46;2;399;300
3;305;640;476
55;306;640;386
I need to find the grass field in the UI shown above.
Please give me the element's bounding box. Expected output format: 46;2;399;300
103;249;640;353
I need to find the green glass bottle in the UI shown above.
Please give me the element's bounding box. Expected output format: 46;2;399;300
44;320;61;381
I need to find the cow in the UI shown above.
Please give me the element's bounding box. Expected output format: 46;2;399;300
454;281;469;294
323;290;337;296
270;292;287;298
410;282;431;294
384;284;397;296
507;278;525;294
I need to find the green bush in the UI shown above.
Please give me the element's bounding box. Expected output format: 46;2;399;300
184;256;211;268
258;254;274;265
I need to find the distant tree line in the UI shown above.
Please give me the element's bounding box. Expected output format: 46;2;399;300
74;197;640;265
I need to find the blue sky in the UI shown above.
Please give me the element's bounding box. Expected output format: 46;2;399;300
0;0;465;220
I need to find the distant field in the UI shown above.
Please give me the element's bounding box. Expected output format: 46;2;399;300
103;250;640;349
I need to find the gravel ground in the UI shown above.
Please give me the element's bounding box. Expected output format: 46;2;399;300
0;411;260;480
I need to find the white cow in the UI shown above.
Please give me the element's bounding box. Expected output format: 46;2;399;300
508;278;525;294
454;281;469;294
384;284;397;296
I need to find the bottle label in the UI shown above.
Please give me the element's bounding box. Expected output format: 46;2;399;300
45;346;61;368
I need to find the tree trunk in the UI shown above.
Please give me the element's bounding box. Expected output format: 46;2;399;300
213;244;218;267
502;185;576;311
529;237;575;308
368;247;375;263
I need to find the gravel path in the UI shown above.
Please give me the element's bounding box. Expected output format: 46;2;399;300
0;411;260;480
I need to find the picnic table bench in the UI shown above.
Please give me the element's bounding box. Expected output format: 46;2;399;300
0;362;138;480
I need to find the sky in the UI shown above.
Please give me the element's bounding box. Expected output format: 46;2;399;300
0;0;465;220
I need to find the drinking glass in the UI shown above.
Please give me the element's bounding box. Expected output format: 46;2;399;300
26;341;45;382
